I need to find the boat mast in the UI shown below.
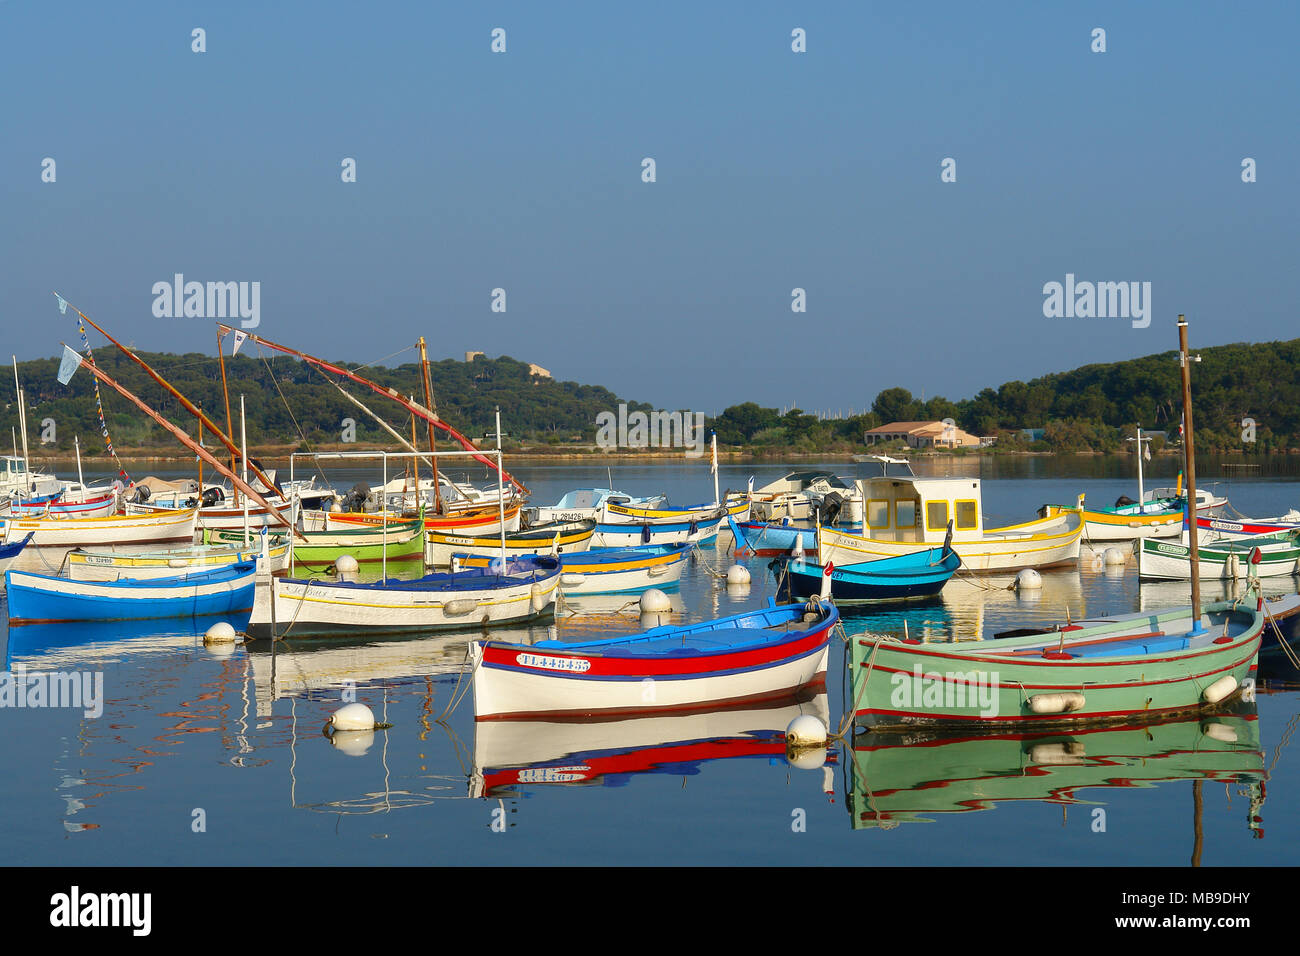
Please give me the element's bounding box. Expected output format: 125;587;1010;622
418;336;444;513
219;324;527;495
55;300;284;496
59;348;302;539
496;407;506;566
217;331;238;503
1177;314;1203;632
12;357;31;492
1135;425;1145;504
241;395;250;546
74;436;84;490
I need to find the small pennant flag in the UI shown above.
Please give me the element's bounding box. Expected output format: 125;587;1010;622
1144;443;1151;462
56;344;81;385
55;294;68;314
232;331;247;356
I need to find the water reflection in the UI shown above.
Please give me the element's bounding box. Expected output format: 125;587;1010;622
471;691;831;798
845;709;1265;835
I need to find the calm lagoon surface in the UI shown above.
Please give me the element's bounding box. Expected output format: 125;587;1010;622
4;455;1298;866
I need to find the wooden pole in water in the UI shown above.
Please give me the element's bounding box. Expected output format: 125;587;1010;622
1178;315;1203;630
1191;779;1204;867
418;337;443;514
217;332;238;503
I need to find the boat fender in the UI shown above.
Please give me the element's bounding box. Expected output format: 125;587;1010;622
560;573;585;587
1202;674;1239;705
530;583;548;614
443;598;479;616
1201;721;1239;743
726;564;751;586
641;524;651;545
169;557;189;568
1027;692;1086;714
647;564;670;577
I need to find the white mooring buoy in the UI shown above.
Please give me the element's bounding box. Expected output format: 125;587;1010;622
203;621;237;644
726;564;751;586
786;714;828;748
329;730;375;756
1103;547;1127;567
331;702;376;731
639;588;672;614
335;554;359;581
1014;568;1042;590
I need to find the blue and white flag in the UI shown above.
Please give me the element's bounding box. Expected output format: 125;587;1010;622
56;344;81;385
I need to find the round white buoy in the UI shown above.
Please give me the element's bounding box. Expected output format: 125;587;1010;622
203;621;237;644
786;714;828;748
1103;547;1127;567
331;702;376;731
639;588;672;614
726;564;751;586
329;729;375;756
1014;568;1042;590
640;612;670;630
335;554;359;580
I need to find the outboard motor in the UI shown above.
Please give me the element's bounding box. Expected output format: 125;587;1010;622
200;486;224;507
248;458;286;498
132;484;152;504
818;492;844;526
341;482;372;513
1114;495;1138;507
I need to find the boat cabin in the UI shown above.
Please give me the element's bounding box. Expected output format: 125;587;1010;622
852;472;984;544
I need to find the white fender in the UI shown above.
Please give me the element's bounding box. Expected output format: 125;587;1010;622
1027;692;1086;714
1202;674;1238;704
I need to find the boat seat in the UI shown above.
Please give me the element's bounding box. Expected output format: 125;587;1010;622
1067;635;1190;658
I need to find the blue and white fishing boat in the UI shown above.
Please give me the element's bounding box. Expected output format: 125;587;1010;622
729;515;817;557
527;488;668;524
456;543;692;594
779;545;961;604
5;562;258;625
470;597;839;719
0;531;34;572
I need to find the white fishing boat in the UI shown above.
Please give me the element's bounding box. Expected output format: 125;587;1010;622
66;539;291;581
528;488;667;524
244;554;562;638
1137;531;1300;581
817;458;1082;573
0;507;199;549
0;455;63;499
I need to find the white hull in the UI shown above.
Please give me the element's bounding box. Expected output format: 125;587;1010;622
67;543;290;581
558;560;686;594
430;531;592;568
470;643;828;719
818;513;1082;573
246;569;559;638
0;508;198;548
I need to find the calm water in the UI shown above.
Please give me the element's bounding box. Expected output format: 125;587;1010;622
4;456;1298;866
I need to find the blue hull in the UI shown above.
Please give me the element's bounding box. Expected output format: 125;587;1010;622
730;517;816;555
780;547;961;603
5;564;257;625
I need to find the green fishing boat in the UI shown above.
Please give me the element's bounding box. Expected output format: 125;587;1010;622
204;515;425;571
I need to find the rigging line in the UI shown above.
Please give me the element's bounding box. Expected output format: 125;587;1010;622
308;363;438;473
352;346;417;373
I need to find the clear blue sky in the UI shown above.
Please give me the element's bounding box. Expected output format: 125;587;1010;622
2;1;1296;416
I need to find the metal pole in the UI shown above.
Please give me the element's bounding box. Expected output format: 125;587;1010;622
1135;425;1145;505
382;451;388;581
241;395;250;546
1177;315;1203;633
497;408;506;568
74;436;84;490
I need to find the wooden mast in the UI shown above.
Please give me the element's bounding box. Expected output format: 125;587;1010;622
60;346;302;539
217;331;238;503
59;300;282;497
418;336;444;513
1177;314;1203;632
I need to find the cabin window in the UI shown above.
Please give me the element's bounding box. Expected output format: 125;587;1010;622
926;501;949;531
895;500;918;528
867;499;890;528
955;500;978;530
